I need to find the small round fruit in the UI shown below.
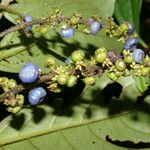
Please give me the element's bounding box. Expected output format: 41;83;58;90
124;37;138;51
107;72;118;81
8;79;17;89
28;87;46;105
115;59;126;71
24;15;33;31
25;15;33;22
19;62;39;83
45;57;55;67
90;21;100;35
83;77;95;86
9;106;22;114
124;55;133;64
60;28;74;38
17;94;25;106
141;67;150;76
95;48;107;63
71;50;85;62
132;49;145;63
65;56;73;65
57;73;69;85
67;75;77;87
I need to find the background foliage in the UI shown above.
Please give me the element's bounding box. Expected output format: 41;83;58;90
0;0;149;149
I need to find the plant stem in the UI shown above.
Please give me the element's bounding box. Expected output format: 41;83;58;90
0;4;23;18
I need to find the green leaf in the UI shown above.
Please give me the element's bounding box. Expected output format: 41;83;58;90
0;0;124;73
0;75;149;149
132;75;149;93
114;0;142;33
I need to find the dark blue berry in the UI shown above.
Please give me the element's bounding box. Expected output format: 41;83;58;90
28;87;46;105
90;21;100;35
65;56;73;65
60;28;74;38
124;37;138;51
25;15;33;31
126;22;134;36
132;49;145;63
19;62;39;83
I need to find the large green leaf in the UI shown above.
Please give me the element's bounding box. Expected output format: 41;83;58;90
114;0;142;33
0;75;149;149
0;0;124;73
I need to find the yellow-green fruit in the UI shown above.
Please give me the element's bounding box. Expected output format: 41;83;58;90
40;26;49;34
83;77;95;86
119;23;128;32
11;106;22;113
95;48;107;63
17;94;25;106
45;57;55;67
107;72;118;81
71;50;85;62
115;59;126;71
57;73;69;85
124;55;133;64
67;75;77;87
141;67;150;76
8;106;22;113
8;79;17;89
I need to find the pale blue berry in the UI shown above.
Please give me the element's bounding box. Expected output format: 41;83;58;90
124;37;138;51
60;28;74;38
132;49;145;63
19;62;39;83
25;15;33;31
28;87;46;105
65;56;73;65
90;21;100;35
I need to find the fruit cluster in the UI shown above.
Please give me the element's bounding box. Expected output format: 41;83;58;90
0;13;149;114
23;10;101;37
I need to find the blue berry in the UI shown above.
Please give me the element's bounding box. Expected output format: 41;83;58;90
60;28;74;38
90;21;100;35
124;37;138;51
28;87;46;105
65;56;73;65
132;49;145;63
25;15;33;31
126;22;134;36
19;62;39;83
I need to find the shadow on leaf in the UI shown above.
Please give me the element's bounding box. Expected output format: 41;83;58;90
9;113;25;130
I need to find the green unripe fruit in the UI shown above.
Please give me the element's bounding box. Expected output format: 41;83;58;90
48;83;62;93
40;26;49;34
115;71;123;77
94;48;107;63
67;75;77;87
71;50;85;62
119;23;128;32
115;59;126;71
141;67;150;76
17;94;25;106
11;106;22;114
144;56;150;67
70;17;79;25
45;57;55;67
107;72;118;81
124;55;133;64
0;77;8;85
124;69;130;76
83;77;95;86
57;73;69;85
8;79;17;90
7;106;22;113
